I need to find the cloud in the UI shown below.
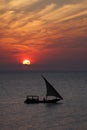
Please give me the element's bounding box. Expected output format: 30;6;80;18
0;0;87;69
0;0;40;10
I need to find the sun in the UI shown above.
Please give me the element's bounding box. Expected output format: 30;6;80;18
22;59;31;65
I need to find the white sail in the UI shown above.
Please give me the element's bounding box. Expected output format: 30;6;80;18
42;75;63;99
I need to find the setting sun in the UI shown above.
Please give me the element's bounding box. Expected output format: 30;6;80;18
22;59;31;65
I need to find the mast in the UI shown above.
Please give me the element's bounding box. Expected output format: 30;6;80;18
42;75;63;100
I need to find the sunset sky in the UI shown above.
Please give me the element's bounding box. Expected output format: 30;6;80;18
0;0;87;71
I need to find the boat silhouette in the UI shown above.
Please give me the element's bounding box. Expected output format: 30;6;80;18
24;75;63;104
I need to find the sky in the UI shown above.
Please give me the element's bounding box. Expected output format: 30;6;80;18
0;0;87;71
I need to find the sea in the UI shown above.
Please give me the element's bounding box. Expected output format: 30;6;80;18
0;71;87;130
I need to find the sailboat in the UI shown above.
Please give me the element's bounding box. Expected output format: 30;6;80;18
24;75;63;104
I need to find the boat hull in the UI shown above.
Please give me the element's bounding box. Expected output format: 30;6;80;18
24;98;61;104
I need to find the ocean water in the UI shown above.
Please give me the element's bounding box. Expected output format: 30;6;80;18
0;72;87;130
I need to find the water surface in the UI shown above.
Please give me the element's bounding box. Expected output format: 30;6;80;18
0;72;87;130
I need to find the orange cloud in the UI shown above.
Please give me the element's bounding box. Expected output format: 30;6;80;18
0;0;87;71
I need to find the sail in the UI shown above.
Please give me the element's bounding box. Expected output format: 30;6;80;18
42;75;63;99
